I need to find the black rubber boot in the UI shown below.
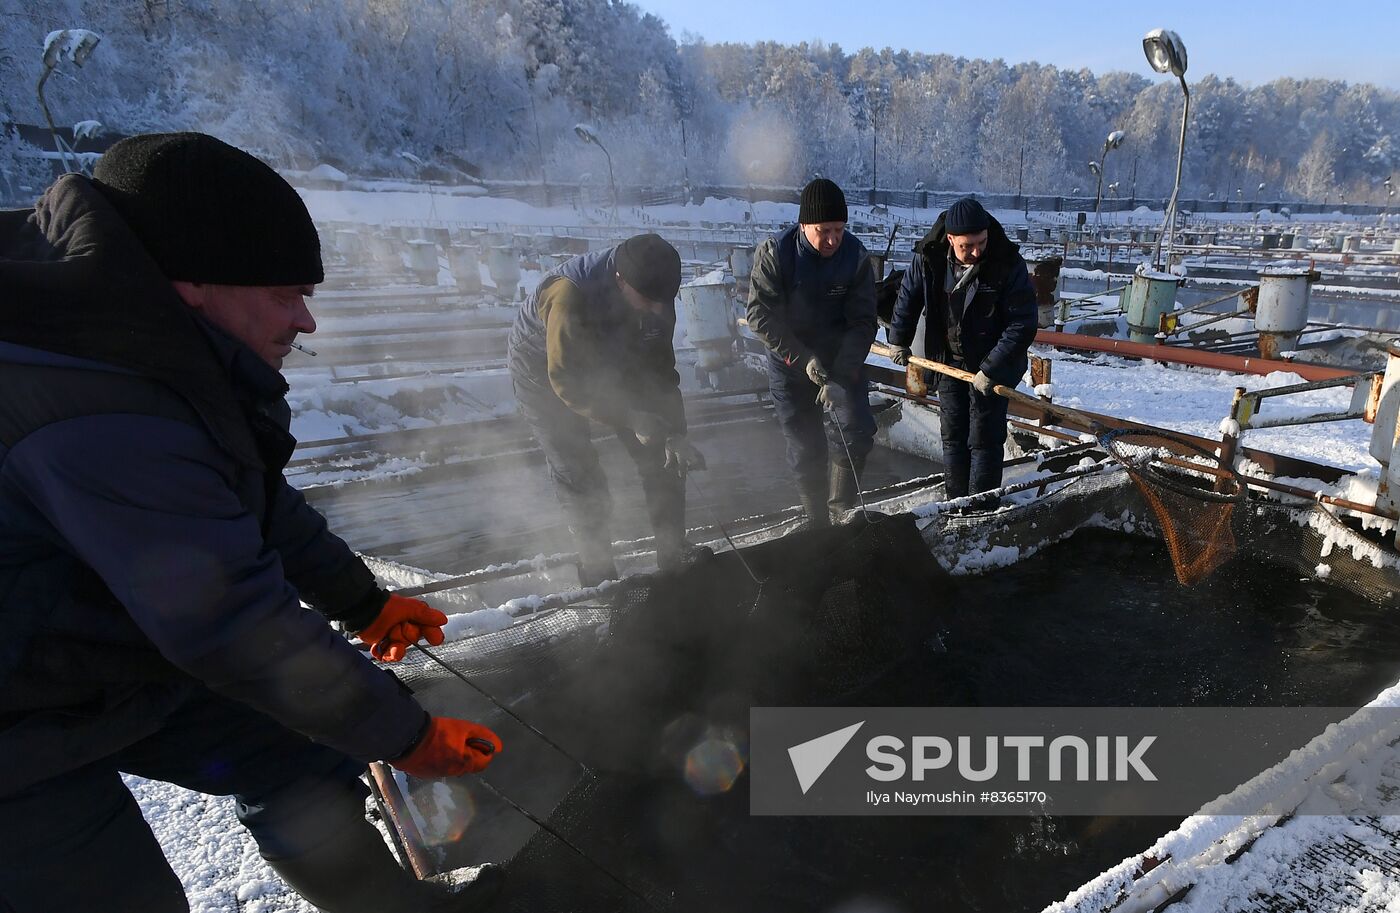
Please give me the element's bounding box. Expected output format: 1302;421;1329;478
265;814;503;913
827;457;864;522
644;471;712;572
571;526;618;588
789;477;831;533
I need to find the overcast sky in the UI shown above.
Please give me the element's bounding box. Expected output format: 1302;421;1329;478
632;0;1400;91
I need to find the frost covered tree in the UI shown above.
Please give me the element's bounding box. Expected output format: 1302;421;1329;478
2;0;1397;201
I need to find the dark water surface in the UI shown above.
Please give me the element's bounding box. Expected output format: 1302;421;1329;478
414;529;1400;913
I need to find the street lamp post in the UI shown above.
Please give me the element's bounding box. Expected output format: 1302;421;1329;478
1143;28;1189;271
574;123;618;225
37;28;101;175
869;80;889;200
1091;130;1126;235
910;180;925;226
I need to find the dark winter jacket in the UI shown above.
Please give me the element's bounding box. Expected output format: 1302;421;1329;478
745;225;877;383
890;212;1037;386
0;175;426;793
508;247;685;434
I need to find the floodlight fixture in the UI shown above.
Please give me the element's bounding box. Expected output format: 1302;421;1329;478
1092;129;1126;233
1142;29;1187;78
1143;28;1191;269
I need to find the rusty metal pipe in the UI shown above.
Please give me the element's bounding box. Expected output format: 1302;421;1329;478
1032;330;1356;381
367;761;436;879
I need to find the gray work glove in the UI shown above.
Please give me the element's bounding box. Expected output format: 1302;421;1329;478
630;410;670;447
804;355;829;387
817;382;849;413
664;435;706;474
972;371;996;395
889;345;912;366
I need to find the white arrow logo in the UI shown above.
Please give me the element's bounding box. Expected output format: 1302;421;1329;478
787;721;865;794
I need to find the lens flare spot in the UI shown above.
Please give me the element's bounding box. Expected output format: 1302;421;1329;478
417;779;478;845
684;737;745;795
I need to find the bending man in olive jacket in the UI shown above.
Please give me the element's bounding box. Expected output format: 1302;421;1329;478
0;134;501;913
746;178;877;525
507;234;706;585
889;197;1037;499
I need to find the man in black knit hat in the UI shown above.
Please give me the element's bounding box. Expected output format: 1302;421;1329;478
889;196;1037;501
508;233;707;585
746;178;878;526
0;133;503;912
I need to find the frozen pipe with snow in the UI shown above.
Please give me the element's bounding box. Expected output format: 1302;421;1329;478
676;278;737;371
1255;268;1315;359
406;239;438;285
1123;268;1179;344
447;245;482;294
486;246;521;301
728;245;753;282
1371;341;1400;533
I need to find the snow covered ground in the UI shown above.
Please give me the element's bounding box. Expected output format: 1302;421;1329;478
119;182;1400;912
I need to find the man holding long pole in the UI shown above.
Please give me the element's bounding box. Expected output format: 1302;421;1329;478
888;197;1037;500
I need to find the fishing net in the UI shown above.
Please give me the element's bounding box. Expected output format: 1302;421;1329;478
425;514;956;912
1102;428;1246;585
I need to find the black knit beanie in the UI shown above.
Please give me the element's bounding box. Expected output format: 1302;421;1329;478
92;132;323;286
798;178;848;224
615;233;681;302
944;197;991;235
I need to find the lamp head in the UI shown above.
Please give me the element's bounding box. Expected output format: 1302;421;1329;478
41;29;70;69
42;28;101;69
1143;28;1188;78
69;29;101;67
574;124;599;146
1106;130;1126;150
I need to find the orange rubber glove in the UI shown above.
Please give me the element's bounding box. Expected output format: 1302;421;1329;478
355;594;448;662
390;717;503;778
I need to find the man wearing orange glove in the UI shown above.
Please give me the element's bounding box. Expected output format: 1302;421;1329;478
0;134;501;912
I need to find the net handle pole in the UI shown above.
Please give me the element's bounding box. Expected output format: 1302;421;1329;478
870;342;1106;430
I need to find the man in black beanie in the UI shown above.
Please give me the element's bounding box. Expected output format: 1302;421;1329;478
746;178;878;526
508;232;707;584
0;133;503;912
889;196;1037;500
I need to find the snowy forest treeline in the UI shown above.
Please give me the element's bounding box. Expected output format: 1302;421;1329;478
6;0;1399;203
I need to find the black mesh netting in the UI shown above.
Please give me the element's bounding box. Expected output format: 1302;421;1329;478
399;514;993;913
487;514;951;912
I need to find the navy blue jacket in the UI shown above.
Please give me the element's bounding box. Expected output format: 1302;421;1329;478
746;226;877;383
507;246;684;432
0;176;426;792
890;212;1037;386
